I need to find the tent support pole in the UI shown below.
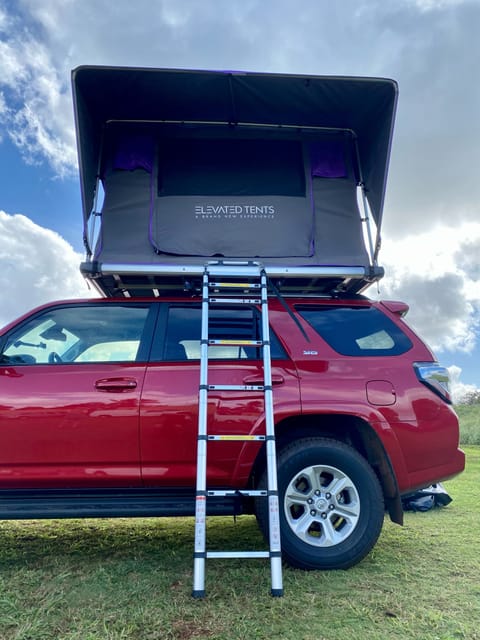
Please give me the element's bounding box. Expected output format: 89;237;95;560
88;176;101;256
86;125;106;257
359;183;376;267
353;138;377;267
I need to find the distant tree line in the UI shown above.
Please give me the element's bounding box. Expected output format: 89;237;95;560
458;390;480;405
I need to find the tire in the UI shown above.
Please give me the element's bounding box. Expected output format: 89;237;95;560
255;437;384;570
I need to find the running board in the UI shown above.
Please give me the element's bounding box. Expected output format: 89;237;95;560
0;488;247;520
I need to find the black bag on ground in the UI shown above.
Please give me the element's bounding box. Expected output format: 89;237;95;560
402;483;452;512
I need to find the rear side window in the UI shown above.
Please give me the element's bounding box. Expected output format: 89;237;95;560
152;305;287;361
297;305;412;356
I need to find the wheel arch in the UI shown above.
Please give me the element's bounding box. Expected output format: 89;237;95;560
251;413;403;525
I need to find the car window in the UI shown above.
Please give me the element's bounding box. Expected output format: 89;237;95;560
0;304;151;364
296;305;412;356
75;341;141;363
151;305;287;361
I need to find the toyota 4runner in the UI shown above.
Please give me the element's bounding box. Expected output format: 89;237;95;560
0;294;464;570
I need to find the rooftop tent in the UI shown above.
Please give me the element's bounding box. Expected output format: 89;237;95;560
72;66;398;297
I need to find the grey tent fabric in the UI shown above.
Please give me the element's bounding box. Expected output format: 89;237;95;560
96;169;153;260
150;131;314;258
311;175;367;265
72;67;397;255
94;126;368;267
151;195;314;258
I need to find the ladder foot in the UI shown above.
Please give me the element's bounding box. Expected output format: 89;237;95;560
192;589;206;599
271;588;284;598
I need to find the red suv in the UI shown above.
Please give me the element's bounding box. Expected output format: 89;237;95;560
0;294;464;570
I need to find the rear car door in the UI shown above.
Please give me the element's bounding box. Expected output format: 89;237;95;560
0;302;155;487
139;303;300;487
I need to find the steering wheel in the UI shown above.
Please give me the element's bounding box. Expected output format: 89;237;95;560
48;352;63;364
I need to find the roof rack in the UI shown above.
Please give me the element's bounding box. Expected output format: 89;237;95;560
81;261;384;298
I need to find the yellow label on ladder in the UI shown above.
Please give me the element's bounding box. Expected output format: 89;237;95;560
213;281;252;288
210;339;260;346
210;435;260;441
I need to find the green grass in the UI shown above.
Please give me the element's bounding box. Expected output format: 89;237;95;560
0;447;479;640
456;404;480;445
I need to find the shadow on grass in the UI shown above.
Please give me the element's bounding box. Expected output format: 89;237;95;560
0;515;266;568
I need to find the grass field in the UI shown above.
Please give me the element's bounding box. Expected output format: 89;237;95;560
0;444;478;640
456;403;480;444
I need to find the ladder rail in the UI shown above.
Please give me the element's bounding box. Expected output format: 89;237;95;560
192;271;210;597
192;262;284;598
259;270;283;596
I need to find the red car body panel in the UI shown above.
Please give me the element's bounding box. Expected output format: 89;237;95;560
275;300;464;494
139;359;300;487
0;297;465;498
0;362;145;487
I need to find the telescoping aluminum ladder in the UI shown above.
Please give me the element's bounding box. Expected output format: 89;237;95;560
192;261;283;598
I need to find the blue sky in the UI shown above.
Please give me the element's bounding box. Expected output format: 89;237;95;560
0;0;479;399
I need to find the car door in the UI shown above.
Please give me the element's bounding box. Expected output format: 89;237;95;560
0;301;155;487
139;303;300;487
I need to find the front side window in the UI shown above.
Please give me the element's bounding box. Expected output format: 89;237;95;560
297;305;412;357
0;304;151;364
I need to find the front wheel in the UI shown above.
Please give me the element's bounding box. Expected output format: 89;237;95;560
255;437;384;570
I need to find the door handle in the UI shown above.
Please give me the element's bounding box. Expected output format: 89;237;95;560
243;374;285;386
95;377;138;392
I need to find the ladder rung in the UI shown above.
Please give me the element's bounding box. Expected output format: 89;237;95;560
207;434;265;441
207;489;267;497
209;297;261;305
208;384;264;391
208;339;263;346
209;281;261;289
207;551;270;559
205;263;262;277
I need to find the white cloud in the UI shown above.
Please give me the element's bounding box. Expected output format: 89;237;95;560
0;5;77;175
0;211;93;328
380;222;480;278
448;365;479;404
374;223;480;354
411;0;467;11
